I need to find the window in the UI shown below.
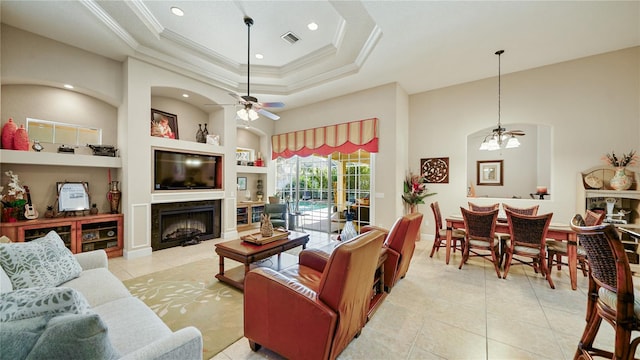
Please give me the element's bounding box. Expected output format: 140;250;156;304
26;118;101;145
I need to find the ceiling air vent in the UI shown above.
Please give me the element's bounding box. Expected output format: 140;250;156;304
281;31;300;45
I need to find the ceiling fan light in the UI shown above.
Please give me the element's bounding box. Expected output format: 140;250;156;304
479;141;490;150
248;109;259;121
237;108;249;121
506;136;520;148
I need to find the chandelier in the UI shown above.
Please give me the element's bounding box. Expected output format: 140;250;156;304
479;50;524;151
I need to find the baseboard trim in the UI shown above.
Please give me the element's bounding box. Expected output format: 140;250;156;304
124;246;152;259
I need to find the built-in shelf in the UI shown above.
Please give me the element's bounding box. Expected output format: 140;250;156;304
585;189;640;200
237;165;267;174
149;137;224;154
0;149;122;168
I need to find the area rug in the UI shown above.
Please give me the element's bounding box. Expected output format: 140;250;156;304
123;259;243;359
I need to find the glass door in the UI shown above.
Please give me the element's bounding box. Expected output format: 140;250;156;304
274;150;371;234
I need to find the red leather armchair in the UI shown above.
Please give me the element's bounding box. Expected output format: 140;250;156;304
360;212;423;292
244;230;386;360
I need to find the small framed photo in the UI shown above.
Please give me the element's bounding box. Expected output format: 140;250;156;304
237;177;247;191
151;109;179;139
477;160;503;186
236;147;255;162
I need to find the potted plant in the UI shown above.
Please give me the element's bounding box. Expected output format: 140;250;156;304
401;172;436;213
268;192;281;204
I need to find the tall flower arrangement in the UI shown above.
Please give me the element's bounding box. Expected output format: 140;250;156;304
402;172;436;207
603;150;637;168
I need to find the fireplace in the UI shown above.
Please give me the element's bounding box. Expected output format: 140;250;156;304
151;200;221;250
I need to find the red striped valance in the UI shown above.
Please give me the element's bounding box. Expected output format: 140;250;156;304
271;118;379;159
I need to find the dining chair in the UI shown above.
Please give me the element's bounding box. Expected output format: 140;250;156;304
502;210;555;288
547;209;605;276
469;202;507;250
497;204;539;259
570;215;640;360
501;203;539;216
458;207;501;278
468;202;499;212
429;202;465;258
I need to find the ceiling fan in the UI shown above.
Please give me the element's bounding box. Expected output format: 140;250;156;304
230;16;284;121
479;50;525;151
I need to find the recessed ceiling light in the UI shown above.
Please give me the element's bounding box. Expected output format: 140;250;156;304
171;7;184;16
182;93;189;98
307;22;318;31
63;84;74;89
255;53;263;59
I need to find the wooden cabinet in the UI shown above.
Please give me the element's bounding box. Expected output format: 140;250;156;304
236;202;265;231
0;214;123;258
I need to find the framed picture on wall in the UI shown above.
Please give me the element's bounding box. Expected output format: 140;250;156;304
151;109;179;139
421;157;450;183
477;160;503;186
237;177;247;191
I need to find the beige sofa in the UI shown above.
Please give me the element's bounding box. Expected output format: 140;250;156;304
0;234;202;359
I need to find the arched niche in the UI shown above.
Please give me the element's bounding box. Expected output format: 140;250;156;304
467;123;552;200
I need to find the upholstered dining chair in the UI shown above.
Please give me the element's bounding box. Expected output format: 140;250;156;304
429;201;465;258
458;207;501;278
502;210;555;289
244;230;386;360
570;216;640;360
547;209;605;276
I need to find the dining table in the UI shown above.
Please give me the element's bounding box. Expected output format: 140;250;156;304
444;214;579;290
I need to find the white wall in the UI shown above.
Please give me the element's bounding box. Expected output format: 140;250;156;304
410;47;640;236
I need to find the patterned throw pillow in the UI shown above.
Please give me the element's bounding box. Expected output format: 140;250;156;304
0;287;92;322
0;231;82;289
0;313;120;360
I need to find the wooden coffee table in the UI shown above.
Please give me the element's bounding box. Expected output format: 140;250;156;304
214;231;310;290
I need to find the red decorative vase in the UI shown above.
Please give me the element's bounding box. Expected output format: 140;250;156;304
13;125;30;151
1;118;17;149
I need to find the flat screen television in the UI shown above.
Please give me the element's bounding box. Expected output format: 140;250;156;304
154;149;223;190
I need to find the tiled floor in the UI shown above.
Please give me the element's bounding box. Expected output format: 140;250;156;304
110;231;622;360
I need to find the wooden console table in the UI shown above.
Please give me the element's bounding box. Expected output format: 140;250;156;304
0;213;124;258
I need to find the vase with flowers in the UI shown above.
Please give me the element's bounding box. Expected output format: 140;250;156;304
603;150;638;191
402;172;436;213
1;170;26;222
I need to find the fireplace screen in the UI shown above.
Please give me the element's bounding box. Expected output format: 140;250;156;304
151;200;221;250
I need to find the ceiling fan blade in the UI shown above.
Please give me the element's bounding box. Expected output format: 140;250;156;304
257;109;280;120
228;92;244;102
258;101;285;108
508;130;526;136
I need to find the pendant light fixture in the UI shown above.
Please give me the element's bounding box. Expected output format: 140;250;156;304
479;50;524;151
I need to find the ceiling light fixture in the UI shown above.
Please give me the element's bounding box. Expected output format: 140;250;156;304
182;93;189;98
307;22;318;31
63;84;74;89
479;50;524;151
237;105;259;121
170;7;184;16
255;53;263;59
